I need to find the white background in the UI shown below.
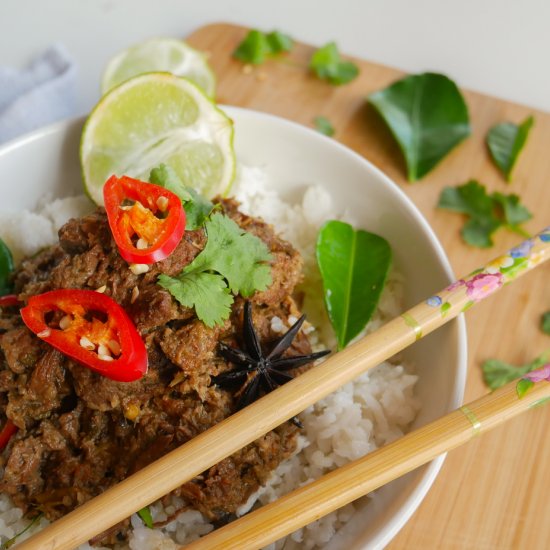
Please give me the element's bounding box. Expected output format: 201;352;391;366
1;0;549;116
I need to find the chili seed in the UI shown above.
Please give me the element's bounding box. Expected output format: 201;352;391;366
98;344;111;357
107;339;121;356
156;196;169;212
59;316;71;330
80;336;95;351
37;328;51;338
98;354;114;362
95;285;107;294
136;238;149;250
129;263;150;275
130;286;140;304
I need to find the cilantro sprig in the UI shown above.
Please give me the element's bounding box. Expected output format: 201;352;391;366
309;42;359;85
437;180;532;247
482;350;550;390
159;212;272;327
233;29;293;65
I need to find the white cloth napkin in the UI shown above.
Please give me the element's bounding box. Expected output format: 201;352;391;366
0;44;77;144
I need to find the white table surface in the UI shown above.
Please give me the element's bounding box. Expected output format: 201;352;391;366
1;0;549;116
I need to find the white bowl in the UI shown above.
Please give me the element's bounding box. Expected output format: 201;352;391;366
0;106;467;549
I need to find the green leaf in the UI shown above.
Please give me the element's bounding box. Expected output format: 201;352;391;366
438;180;494;218
149;163;192;201
482;351;550;390
309;42;359;85
438;181;500;248
233;29;293;64
137;506;154;529
265;31;293;54
159;212;272;326
184;213;272;296
233;30;269;64
368;72;471;181
542;312;550;335
437;180;532;248
149;164;213;230
0;238;14;296
492;191;533;227
158;272;233;328
313;116;335;137
316;220;391;350
487;116;534;182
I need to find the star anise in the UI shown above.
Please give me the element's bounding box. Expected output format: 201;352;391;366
213;302;330;424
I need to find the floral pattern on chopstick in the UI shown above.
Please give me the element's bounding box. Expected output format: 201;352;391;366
425;227;550;318
517;363;550;398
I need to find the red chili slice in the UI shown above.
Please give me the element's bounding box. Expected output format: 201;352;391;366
0;294;19;308
103;175;185;265
20;289;148;382
0;419;17;450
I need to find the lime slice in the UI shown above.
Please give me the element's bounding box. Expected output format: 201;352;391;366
102;38;216;98
81;73;235;205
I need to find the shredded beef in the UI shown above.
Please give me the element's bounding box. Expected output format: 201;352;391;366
0;199;312;545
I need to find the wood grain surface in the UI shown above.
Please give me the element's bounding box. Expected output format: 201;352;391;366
186;23;550;550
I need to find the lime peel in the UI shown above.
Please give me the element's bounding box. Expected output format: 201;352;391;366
101;38;216;98
80;73;235;206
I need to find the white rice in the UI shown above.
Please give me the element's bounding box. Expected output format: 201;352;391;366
0;165;419;549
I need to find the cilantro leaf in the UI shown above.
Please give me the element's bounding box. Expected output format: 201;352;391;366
437;180;532;247
265;31;293;54
185;213;272;296
159;212;272;326
313;116;335;136
233;30;269;65
368;72;471;181
158;272;233;329
233;29;293;65
149;164;213;230
460;218;501;248
542;312;550;335
149;164;192;201
492;191;532;237
309;42;359;85
482;351;550;390
487;116;534;182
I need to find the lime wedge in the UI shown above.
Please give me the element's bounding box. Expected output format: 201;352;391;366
101;38;216;98
80;73;235;205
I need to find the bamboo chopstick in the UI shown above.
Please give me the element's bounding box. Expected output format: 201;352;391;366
183;376;550;549
18;226;550;549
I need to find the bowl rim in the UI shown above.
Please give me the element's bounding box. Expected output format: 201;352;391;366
0;107;468;549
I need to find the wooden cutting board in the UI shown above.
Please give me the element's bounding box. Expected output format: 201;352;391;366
187;23;550;549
